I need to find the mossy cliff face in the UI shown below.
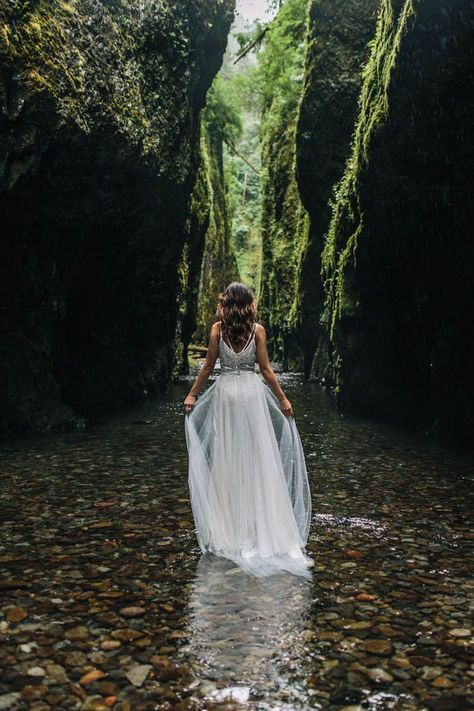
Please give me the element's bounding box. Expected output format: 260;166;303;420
194;121;240;345
259;110;309;368
257;0;309;368
0;0;235;436
319;0;474;440
174;127;212;375
294;0;380;375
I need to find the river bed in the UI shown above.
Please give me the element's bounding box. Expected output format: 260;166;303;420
0;370;473;710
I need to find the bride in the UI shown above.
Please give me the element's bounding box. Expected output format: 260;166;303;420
183;282;313;578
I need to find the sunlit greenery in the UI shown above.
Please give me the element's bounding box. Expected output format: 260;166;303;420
200;0;307;298
202;41;262;293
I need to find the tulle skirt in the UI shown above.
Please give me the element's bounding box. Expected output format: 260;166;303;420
184;371;313;578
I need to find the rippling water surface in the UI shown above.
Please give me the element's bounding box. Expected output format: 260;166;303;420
0;370;473;710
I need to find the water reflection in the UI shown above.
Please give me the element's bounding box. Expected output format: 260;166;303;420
312;513;388;536
182;552;313;703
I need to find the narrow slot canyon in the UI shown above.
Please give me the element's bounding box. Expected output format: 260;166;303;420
0;2;473;710
2;0;473;444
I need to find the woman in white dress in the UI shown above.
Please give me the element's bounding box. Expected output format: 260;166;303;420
183;282;313;578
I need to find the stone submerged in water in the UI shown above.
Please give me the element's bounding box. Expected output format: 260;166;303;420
119;606;146;617
19;686;48;703
448;628;471;638
0;694;21;711
26;666;46;677
431;676;454;689
100;640;121;651
362;639;393;655
364;667;394;684
79;669;108;686
5;606;28;622
64;625;90;641
125;664;153;687
80;696;111;711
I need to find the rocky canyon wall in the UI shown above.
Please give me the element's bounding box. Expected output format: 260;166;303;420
257;0;309;368
194;121;240;347
298;0;474;440
294;0;381;375
0;0;235;436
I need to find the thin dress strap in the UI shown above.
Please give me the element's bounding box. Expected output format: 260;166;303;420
220;321;255;353
248;323;256;344
241;327;251;351
240;323;256;351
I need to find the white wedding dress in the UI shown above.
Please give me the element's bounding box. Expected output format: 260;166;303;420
185;322;314;578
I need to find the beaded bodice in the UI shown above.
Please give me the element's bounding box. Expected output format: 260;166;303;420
218;322;256;374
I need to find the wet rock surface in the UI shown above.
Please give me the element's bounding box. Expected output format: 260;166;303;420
0;0;235;438
0;372;473;710
309;0;474;442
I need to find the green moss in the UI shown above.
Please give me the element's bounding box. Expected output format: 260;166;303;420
259;108;309;366
321;0;414;387
172;126;212;376
0;0;236;436
257;0;309;368
195;119;240;343
2;0;135;133
315;0;474;440
293;0;381;375
1;0;235;179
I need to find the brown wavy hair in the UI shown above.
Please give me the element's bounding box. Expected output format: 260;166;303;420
216;282;256;351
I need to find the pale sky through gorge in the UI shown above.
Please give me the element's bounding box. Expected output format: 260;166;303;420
236;0;274;21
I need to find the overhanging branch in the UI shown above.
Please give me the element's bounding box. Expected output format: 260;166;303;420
225;140;260;176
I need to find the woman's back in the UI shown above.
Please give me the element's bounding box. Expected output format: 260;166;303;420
218;321;257;374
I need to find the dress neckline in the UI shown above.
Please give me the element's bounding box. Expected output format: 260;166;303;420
220;322;255;355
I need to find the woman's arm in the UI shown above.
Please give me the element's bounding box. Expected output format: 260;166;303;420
183;322;220;413
255;323;294;417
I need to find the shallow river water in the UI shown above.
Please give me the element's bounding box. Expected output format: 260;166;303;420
0;369;473;711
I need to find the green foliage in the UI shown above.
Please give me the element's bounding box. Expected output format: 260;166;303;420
199;37;264;294
194;0;307;336
256;0;309;365
255;0;307;115
223;107;262;293
203;74;243;145
194;120;240;343
321;0;416;348
234;20;267;52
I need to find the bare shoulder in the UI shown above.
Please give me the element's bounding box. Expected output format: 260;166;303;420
254;322;266;339
210;321;220;337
